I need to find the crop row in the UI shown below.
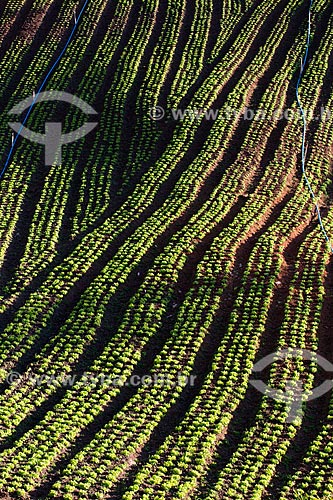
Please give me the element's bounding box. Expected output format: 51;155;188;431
0;0;79;271
121;147;332;499
204;220;332;500
119;139;333;500
0;17;306;456
0;9;316;496
0;0;109;270
122;0;188;184
167;0;214;109
71;0;161;236
71;0;294;236
0;0;124;300
0;0;306;383
0;14;326;492
280;380;333;499
79;13;333;495
0;0;41;42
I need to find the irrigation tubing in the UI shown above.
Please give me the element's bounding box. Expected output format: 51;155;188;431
296;0;333;253
0;0;90;180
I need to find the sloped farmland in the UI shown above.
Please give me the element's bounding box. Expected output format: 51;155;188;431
0;0;332;499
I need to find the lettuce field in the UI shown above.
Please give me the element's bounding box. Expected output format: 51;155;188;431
0;0;332;498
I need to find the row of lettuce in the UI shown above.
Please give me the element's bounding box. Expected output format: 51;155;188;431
0;0;332;498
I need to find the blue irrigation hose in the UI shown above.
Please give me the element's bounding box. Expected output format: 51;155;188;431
0;0;90;180
296;0;333;253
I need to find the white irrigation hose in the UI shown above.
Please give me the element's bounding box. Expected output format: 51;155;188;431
296;0;333;252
